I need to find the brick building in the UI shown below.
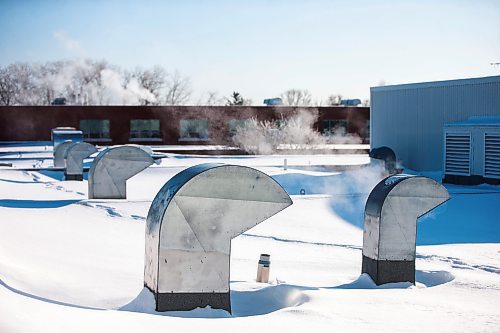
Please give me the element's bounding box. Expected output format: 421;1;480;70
0;106;369;146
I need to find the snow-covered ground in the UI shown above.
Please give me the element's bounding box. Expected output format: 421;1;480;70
0;144;499;332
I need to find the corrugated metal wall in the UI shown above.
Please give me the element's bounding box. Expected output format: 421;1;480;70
370;76;500;171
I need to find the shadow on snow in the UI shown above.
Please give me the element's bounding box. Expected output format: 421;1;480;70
0;199;81;208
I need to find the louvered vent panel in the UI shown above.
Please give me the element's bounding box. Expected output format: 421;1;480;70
485;133;500;179
444;132;471;176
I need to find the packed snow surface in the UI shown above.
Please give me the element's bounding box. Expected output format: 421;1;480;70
0;144;499;332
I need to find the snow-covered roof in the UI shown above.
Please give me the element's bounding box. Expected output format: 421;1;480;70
52;130;83;135
1;142;500;331
444;115;500;127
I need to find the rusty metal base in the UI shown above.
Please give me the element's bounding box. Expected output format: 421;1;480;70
155;291;231;313
362;255;415;285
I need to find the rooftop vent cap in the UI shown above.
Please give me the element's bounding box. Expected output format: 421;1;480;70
51;97;67;105
370;146;397;174
263;98;283;106
144;163;293;313
340;99;362;106
362;175;450;285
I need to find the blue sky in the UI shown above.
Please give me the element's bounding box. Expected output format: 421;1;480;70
0;0;499;103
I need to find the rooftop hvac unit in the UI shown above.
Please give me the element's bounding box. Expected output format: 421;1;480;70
51;127;83;150
444;132;471;176
443;116;500;185
484;133;500;179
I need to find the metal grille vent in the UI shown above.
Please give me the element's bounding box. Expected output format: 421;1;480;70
445;132;471;176
485;133;500;179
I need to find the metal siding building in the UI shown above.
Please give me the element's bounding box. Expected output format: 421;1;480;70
370;76;500;171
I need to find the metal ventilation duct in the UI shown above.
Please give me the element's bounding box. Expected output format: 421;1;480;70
144;163;293;313
362;174;450;285
369;146;397;174
64;142;97;181
88;146;154;199
53;141;76;168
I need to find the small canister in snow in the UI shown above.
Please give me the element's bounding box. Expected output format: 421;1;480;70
256;254;271;283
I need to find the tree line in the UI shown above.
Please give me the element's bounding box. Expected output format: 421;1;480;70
0;59;191;106
0;59;368;106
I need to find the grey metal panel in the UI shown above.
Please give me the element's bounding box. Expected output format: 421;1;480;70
362;214;380;260
64;142;97;176
144;163;222;293
88;145;154;199
144;163;292;312
371;76;500;171
53;141;76;168
443;131;471;176
485;133;500;178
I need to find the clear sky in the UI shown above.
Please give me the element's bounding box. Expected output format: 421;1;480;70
0;0;499;104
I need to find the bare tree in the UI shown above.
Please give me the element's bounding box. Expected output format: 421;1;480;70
0;65;18;106
72;59;109;105
164;70;191;105
226;91;244;106
0;60;192;106
16;63;38;105
226;91;253;106
40;59;110;105
35;61;61;105
131;65;167;105
198;90;225;106
313;98;324;106
226;91;252;106
4;63;39;105
280;89;312;106
1;61;65;106
326;94;343;106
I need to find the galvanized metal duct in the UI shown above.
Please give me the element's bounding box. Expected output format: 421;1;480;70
64;142;97;181
369;146;397;174
53;141;76;168
144;163;293;313
362;174;450;285
88;146;154;199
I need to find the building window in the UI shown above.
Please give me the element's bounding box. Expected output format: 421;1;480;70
179;119;209;140
323;119;348;135
80;119;110;140
228;119;250;137
130;119;161;140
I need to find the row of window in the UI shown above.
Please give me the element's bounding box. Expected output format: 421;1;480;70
79;119;357;141
80;119;218;140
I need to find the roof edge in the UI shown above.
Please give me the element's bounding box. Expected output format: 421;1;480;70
370;75;500;92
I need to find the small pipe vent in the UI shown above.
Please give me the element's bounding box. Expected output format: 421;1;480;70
444;132;471;176
485;133;500;179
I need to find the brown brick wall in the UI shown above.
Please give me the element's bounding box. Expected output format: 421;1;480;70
0;106;369;145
